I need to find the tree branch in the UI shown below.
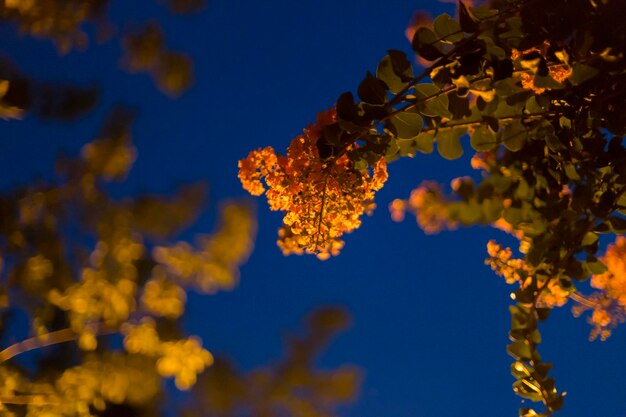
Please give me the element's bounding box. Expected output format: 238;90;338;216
0;326;117;364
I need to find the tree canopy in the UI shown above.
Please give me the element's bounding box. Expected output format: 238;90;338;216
0;2;359;417
2;0;626;416
240;0;626;415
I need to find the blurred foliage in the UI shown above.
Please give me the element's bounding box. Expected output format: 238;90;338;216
241;0;626;415
121;22;193;97
1;1;360;416
190;307;361;417
0;107;257;416
0;0;199;108
0;59;99;121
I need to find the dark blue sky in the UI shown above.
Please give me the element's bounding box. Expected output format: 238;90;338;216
1;1;625;416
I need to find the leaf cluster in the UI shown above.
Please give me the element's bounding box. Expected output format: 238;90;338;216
245;0;626;414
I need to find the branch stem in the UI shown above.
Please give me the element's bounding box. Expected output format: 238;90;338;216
0;326;117;364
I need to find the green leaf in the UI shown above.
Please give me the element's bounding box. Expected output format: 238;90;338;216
353;158;368;171
398;132;435;156
565;258;587;281
357;72;387;105
503;207;523;226
533;362;553;379
501;121;527;151
430;65;452;88
508;341;532;361
510;306;530;331
586;256;608;274
525;96;545;114
581;231;598;246
458;1;479;33
376;56;406;94
411;27;443;61
617;191;626;208
514;179;533;201
414;84;452;118
320;123;342;146
360;102;389;120
568;63;599;86
414;132;435;154
388;50;413;81
383;137;400;161
550;394;564;412
563;163;580;181
533;74;565;90
491;174;512;193
436;127;465;160
470;5;498;20
608;216;626;233
511;361;532;379
494;99;523;118
482;115;499;132
433;13;464;43
494;79;524;98
481;198;503;222
336;92;361;124
530;329;541;344
594;221;611;233
480;35;506;59
519;407;547;417
513;379;543;402
388;112;423;139
414;83;439;96
448;92;471;119
456;201;482;224
470;125;497;151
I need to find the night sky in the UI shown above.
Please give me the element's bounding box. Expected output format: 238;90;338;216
1;1;625;416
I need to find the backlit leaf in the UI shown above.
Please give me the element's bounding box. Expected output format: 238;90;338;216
411;27;443;61
436;127;465;160
470;125;497;151
388;112;423;139
377;56;406;94
358;72;387;105
433;13;463;43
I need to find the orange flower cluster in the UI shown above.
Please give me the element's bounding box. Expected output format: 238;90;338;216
389;181;455;234
539;279;570;308
591;236;626;304
511;43;572;95
239;109;388;260
470;151;496;172
579;236;626;340
486;240;571;307
486;240;528;285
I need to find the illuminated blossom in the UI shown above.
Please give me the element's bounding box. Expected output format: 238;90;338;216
539;280;570;308
390;181;455;234
485;240;528;285
141;270;186;319
590;236;626;305
512;43;572;95
486;240;571;308
577;236;626;340
470;151;495;172
389;199;407;222
157;337;213;390
239;109;388;260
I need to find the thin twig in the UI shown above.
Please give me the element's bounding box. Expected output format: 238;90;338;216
0;328;76;364
0;395;61;406
0;326;117;364
314;172;331;251
570;292;597;308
